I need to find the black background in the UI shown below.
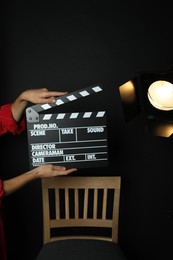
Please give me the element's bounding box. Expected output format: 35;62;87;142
1;1;173;260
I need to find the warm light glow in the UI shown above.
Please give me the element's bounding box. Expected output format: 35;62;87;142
148;80;173;110
119;80;136;103
153;122;173;137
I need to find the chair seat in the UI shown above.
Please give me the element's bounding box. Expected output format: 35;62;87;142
36;239;127;260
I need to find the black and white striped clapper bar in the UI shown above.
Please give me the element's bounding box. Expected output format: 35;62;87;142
26;84;108;169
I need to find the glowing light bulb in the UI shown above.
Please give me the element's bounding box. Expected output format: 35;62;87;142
147;80;173;111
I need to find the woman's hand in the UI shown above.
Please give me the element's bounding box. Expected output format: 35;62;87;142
11;88;68;122
34;164;77;179
20;88;67;104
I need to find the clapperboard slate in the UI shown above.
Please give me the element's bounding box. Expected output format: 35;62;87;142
26;84;108;169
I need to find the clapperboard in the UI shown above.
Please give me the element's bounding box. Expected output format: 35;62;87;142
26;84;108;169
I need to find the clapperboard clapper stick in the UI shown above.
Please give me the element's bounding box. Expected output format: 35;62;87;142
26;84;109;169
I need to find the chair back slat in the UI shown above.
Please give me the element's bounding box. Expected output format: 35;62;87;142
102;188;107;220
83;188;88;219
65;188;69;219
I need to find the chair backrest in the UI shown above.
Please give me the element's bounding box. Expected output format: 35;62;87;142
41;176;121;244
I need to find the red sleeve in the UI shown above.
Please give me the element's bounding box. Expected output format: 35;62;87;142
0;180;4;206
0;179;6;260
0;104;26;136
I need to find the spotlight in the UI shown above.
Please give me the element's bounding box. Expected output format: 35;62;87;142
118;68;173;138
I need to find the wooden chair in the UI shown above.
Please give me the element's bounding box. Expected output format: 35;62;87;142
36;176;127;260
